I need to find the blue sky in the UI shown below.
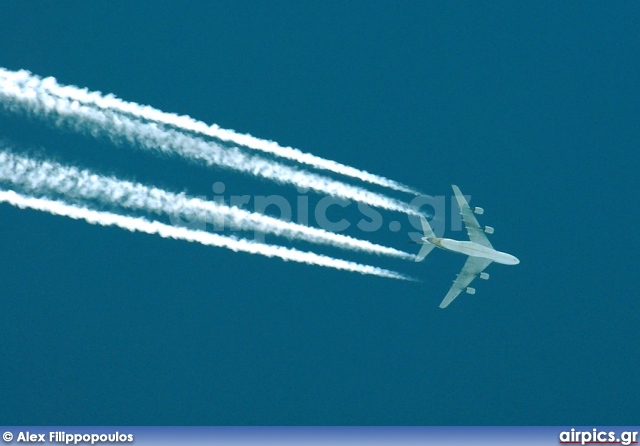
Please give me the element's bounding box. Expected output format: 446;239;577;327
0;2;638;425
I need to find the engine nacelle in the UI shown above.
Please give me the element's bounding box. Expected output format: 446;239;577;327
479;272;490;280
484;226;494;234
465;287;476;295
473;207;484;215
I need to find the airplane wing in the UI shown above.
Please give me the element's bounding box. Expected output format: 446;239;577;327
439;256;492;308
452;185;493;248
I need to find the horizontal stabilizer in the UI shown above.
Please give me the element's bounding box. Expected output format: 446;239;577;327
419;216;436;239
415;243;435;262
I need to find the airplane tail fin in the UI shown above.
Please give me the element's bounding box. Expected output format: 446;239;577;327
415;243;435;262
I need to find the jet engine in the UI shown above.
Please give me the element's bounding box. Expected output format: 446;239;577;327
484;226;494;234
473;207;484;215
465;287;476;295
479;272;490;280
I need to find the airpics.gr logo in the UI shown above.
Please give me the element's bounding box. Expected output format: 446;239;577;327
559;428;638;446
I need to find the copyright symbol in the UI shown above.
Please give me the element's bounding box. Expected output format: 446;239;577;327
2;432;12;442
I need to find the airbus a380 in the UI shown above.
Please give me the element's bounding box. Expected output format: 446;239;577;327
415;185;519;308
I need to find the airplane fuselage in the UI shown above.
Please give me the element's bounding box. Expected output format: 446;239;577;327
421;237;519;265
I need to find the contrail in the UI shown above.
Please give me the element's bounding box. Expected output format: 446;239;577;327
0;68;421;195
0;189;415;281
0;150;416;261
0;69;423;216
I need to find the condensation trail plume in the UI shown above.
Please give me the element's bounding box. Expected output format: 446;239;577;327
0;189;415;281
0;67;421;195
0;70;423;216
0;150;416;261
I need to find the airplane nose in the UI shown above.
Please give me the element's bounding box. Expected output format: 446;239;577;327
512;256;520;265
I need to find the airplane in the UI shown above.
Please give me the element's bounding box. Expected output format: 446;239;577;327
414;185;519;308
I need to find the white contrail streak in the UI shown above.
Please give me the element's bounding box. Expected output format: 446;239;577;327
0;150;416;261
0;189;415;281
0;69;422;216
0;68;421;195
